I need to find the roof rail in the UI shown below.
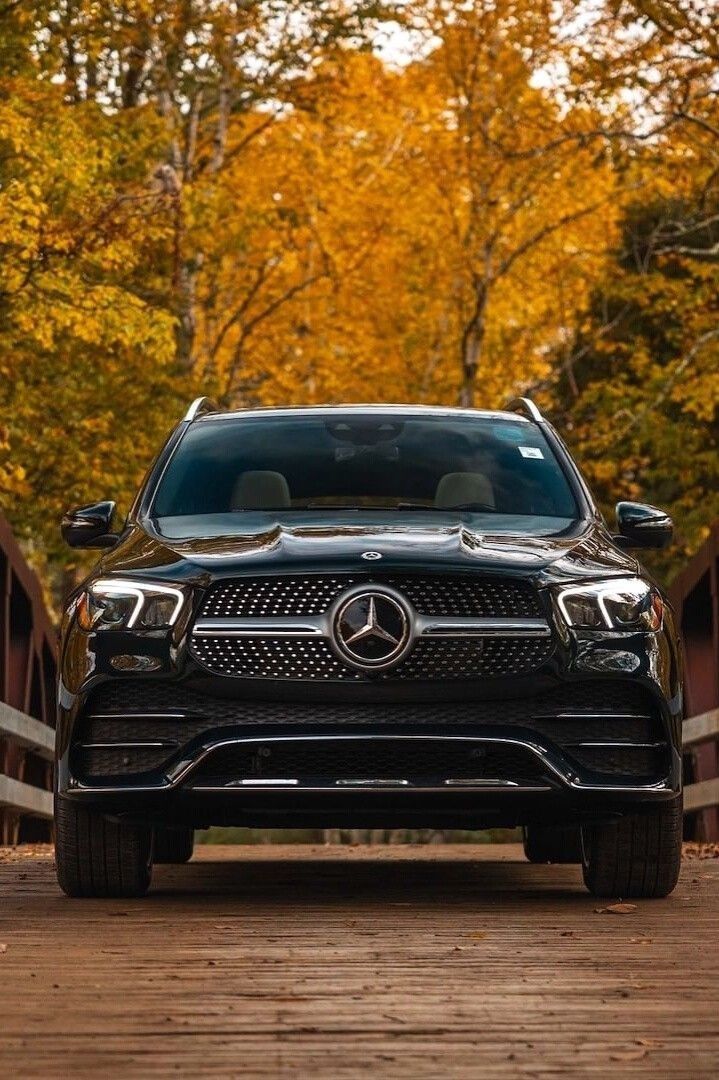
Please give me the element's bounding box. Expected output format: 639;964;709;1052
504;396;544;423
183;396;219;422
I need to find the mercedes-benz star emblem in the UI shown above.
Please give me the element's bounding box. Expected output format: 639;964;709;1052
332;589;411;671
361;551;382;561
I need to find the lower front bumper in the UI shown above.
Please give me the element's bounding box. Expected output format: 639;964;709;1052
60;782;679;832
61;729;681;831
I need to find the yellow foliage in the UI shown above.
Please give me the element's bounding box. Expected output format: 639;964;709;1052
0;0;716;584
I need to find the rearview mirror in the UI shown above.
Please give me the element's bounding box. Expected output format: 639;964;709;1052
61;501;119;549
614;501;673;550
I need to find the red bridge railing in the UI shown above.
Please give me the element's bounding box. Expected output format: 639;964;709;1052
670;520;719;841
0;511;56;844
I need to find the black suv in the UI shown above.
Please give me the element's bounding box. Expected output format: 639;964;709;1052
56;399;683;898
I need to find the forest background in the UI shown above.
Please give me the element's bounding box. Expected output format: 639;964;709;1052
1;0;718;607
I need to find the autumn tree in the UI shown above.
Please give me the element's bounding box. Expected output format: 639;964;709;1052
544;0;719;572
0;10;178;575
399;0;619;406
32;1;396;375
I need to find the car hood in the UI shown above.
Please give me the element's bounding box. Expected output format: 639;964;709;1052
101;512;638;585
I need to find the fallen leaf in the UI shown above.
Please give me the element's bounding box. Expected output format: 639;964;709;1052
467;931;487;940
0;944;7;954
611;1049;647;1062
595;903;637;914
636;1038;662;1048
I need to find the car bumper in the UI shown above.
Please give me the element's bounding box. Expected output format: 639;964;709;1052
59;722;681;830
59;777;679;833
57;620;683;828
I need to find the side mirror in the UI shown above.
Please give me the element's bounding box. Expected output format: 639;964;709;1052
614;501;673;550
61;501;119;549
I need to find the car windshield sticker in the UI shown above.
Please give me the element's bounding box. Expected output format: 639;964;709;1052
519;446;544;459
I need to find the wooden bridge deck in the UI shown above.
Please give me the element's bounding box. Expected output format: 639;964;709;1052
1;843;718;1077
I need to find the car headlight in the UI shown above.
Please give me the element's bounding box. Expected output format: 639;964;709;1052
77;579;185;631
556;577;663;631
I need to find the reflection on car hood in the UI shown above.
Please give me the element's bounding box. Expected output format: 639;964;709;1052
101;512;639;584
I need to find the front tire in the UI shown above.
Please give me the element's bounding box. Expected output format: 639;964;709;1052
154;826;194;864
523;824;582;864
55;796;153;898
581;797;682;898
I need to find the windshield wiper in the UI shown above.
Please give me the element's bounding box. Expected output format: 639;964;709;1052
440;501;497;513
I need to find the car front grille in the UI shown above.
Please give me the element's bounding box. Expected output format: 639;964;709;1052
74;679;668;784
190;634;553;681
191;572;551;682
199;574;543;620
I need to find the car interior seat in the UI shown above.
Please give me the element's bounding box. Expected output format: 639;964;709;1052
231;470;291;510
434;471;496;510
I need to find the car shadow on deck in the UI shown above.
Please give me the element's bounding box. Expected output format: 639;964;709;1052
148;844;591;906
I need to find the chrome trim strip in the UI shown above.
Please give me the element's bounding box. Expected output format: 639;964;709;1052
335;778;410;787
164;733;552;788
226;778;299;787
444;777;519;787
192;614;551;640
87;712;188;720
78;740;177;750
193;617;324;637
563;740;666;750
533;712;653;720
69;779;671;796
415;615;550;638
188;783;554;794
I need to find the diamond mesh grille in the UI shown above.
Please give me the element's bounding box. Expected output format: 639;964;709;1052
199;574;542;619
191;637;361;680
189;635;553;681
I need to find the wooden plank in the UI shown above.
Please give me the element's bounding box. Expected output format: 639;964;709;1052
683;707;719;748
0;700;54;759
0;844;718;1077
684;776;719;814
0;774;53;818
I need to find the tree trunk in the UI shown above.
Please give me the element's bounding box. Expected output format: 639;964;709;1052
171;191;199;372
458;287;488;408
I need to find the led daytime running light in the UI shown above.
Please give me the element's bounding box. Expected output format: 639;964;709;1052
90;580;185;628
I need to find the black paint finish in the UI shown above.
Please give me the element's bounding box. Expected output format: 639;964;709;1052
56;406;683;831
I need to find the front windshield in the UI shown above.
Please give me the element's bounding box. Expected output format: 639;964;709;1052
151;413;578;530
